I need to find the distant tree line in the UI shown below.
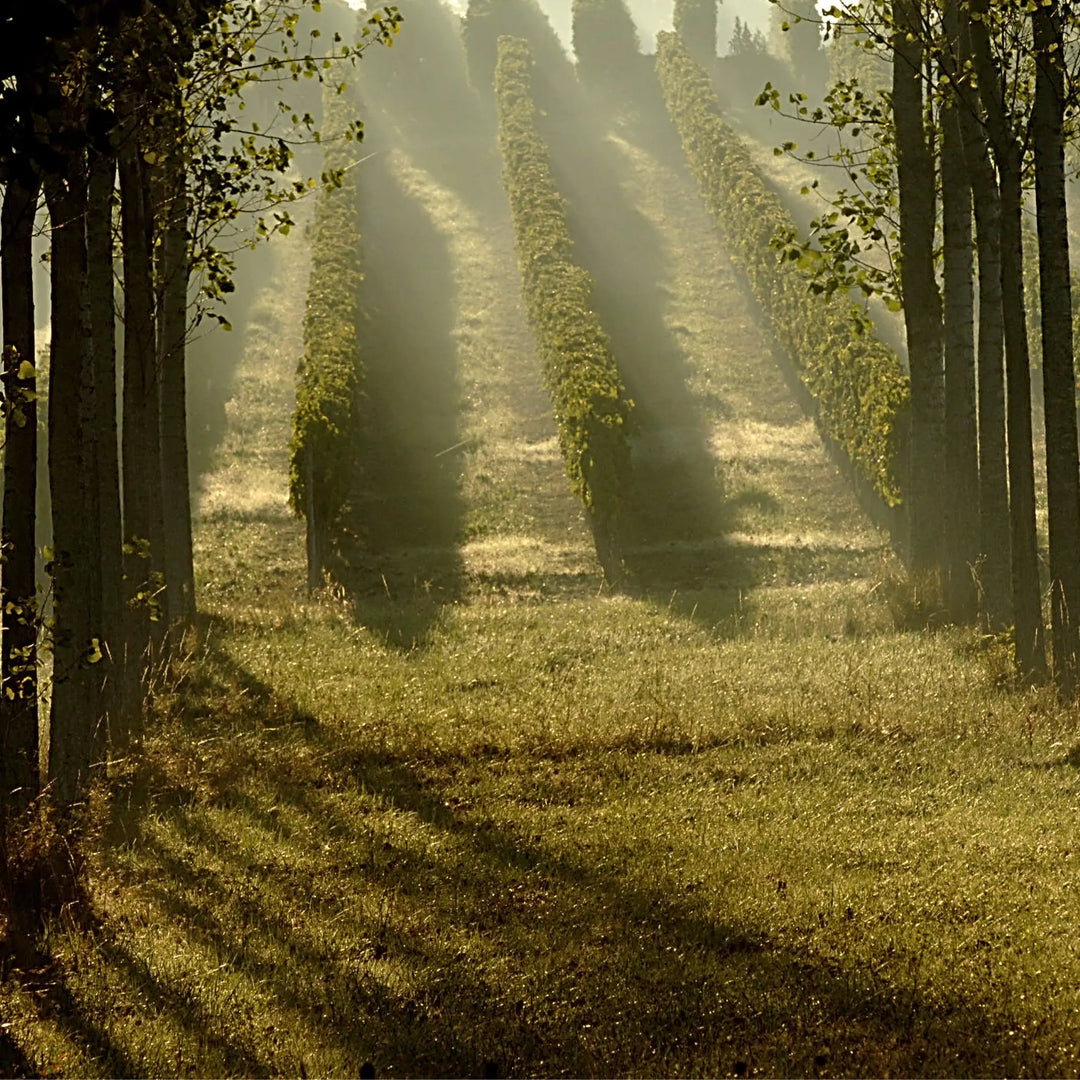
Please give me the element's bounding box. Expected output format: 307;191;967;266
674;0;718;66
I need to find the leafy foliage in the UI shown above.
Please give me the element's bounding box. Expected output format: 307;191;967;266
183;1;401;323
754;70;900;309
494;35;632;561
288;79;364;553
656;31;909;506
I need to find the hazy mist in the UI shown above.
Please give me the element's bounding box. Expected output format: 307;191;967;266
418;0;776;54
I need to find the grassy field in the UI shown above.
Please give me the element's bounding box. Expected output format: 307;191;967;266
4;58;1080;1080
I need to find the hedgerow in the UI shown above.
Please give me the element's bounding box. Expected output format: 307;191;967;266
673;0;717;66
495;34;633;576
570;0;640;90
655;31;909;505
464;0;572;100
288;84;364;585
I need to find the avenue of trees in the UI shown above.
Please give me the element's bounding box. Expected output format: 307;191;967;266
762;0;1080;690
0;0;398;949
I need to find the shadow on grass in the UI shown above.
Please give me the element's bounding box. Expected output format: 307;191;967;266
540;71;732;561
338;135;467;645
356;0;507;221
12;642;1056;1079
0;1023;37;1078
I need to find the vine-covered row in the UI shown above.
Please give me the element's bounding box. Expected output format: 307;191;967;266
494;34;632;574
571;0;640;90
289;84;364;585
673;0;718;66
656;30;909;505
464;0;571;98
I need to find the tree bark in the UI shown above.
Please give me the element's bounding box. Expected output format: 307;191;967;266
940;98;979;622
1032;0;1080;693
1;174;41;809
156;99;196;630
43;173;103;803
891;0;945;578
87;152;125;746
118;133;166;736
953;5;1010;630
968;3;1046;679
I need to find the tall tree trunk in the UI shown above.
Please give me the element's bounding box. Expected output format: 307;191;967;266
156;100;195;630
1001;156;1045;679
968;6;1046;679
118;135;166;738
1;175;41;809
87;153;125;746
891;0;945;577
953;5;1010;630
43;173;103;803
1032;0;1080;693
940;98;979;622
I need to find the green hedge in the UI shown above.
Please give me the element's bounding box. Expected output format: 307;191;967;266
656;31;909;505
495;34;632;574
571;0;640;89
289;84;364;584
464;0;572;99
673;0;717;66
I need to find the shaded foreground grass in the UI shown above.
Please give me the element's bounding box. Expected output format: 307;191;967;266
6;591;1080;1078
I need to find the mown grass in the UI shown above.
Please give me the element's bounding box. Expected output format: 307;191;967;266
5;54;1080;1080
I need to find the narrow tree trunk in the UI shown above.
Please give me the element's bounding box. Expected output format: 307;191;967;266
156;101;195;630
304;441;324;593
892;0;945;578
118;135;166;736
1002;157;1046;679
953;6;1010;630
1;174;41;808
968;6;1046;679
940;99;979;622
43;174;102;803
87;153;125;748
1032;0;1080;693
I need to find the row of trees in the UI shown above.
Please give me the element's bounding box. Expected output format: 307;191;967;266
656;30;910;511
0;0;398;951
495;33;633;579
762;0;1079;689
571;0;641;92
289;80;365;589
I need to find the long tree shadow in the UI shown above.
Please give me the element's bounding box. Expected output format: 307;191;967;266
355;0;507;220
338;137;466;645
64;642;1066;1078
535;70;737;571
